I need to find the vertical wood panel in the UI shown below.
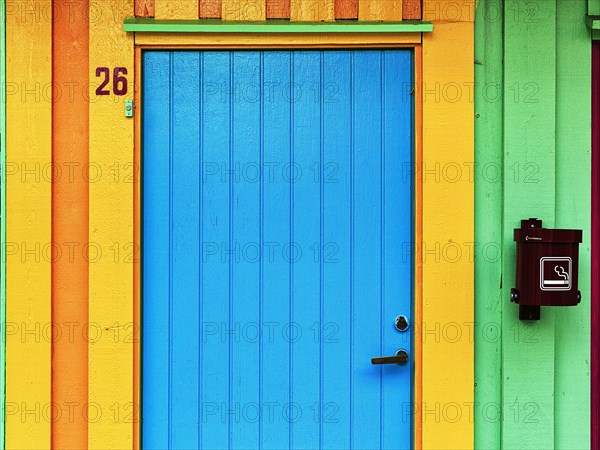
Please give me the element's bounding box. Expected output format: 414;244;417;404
140;51;170;450
502;0;556;448
290;51;321;449
593;40;600;450
200;0;222;18
231;51;262;449
5;0;52;447
267;0;290;18
290;0;334;21
52;1;89;447
261;51;291;449
358;0;401;21
171;52;201;449
554;1;591;448
0;0;6;446
422;1;475;447
135;0;155;16
322;51;352;450
334;0;357;19
222;0;266;20
199;51;231;449
402;0;420;19
88;1;135;448
155;0;199;19
352;51;383;450
474;0;503;448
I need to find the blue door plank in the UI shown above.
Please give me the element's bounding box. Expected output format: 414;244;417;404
142;51;171;450
322;50;352;450
291;51;322;450
382;50;414;450
231;51;262;450
261;50;292;450
200;51;232;450
170;51;201;449
352;50;384;450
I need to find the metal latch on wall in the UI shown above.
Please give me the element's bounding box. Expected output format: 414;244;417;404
125;99;134;118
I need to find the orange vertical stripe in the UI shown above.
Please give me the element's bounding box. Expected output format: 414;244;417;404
402;0;421;20
135;0;156;17
414;43;423;450
334;0;357;19
200;0;222;18
267;0;291;18
52;1;89;448
133;46;143;450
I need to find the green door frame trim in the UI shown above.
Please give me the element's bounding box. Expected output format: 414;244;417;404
123;18;433;33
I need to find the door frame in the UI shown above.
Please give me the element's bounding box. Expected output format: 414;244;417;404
133;27;474;449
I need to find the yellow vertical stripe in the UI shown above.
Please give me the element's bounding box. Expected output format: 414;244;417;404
358;0;402;21
5;1;52;448
88;2;135;448
222;0;266;21
290;0;334;21
421;5;475;448
155;0;199;19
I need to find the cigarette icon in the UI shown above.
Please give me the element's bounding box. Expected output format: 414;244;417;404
540;258;572;291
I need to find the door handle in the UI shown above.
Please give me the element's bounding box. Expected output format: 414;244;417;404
371;349;409;366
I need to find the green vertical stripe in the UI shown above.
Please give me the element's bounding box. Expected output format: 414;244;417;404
474;0;503;447
502;0;557;448
554;1;591;448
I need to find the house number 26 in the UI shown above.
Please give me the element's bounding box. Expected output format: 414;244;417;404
95;67;128;96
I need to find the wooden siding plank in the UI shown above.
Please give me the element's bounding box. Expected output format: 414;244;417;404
502;0;557;448
88;1;135;448
5;0;52;447
402;0;420;19
0;0;5;445
155;0;199;19
52;1;90;447
554;1;591;448
474;0;503;448
290;0;334;21
334;0;357;19
358;0;401;21
135;0;155;17
222;0;266;20
422;1;475;446
267;0;290;18
201;0;222;18
593;40;600;450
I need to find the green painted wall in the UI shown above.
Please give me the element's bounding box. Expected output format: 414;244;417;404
475;0;591;448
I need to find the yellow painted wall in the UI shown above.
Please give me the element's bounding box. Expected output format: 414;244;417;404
5;1;52;447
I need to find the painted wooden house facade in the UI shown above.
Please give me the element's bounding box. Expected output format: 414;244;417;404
0;0;597;448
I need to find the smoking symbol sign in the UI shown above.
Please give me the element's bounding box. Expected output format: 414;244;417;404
539;257;572;291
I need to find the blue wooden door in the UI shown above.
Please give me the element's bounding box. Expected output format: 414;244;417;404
142;50;414;450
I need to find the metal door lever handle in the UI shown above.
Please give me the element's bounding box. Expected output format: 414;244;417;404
371;349;409;366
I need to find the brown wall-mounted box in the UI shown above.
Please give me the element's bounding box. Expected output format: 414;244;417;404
511;218;583;320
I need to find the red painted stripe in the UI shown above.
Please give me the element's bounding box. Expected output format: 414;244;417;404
592;41;600;450
52;1;89;448
267;0;290;19
402;0;421;20
135;0;156;17
200;0;222;18
334;0;357;19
